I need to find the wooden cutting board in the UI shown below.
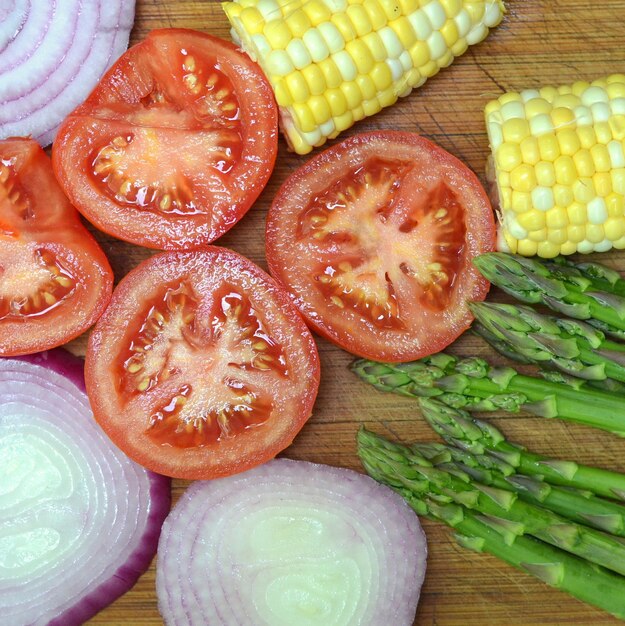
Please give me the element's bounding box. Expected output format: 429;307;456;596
78;1;625;624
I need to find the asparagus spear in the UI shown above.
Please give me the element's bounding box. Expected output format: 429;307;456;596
553;255;625;297
472;252;625;339
412;438;625;536
350;353;625;436
418;397;625;502
358;428;625;620
469;301;625;382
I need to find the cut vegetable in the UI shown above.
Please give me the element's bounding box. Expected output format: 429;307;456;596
156;458;426;625
0;349;170;625
266;130;495;362
485;74;625;257
52;29;278;250
0;0;135;146
0;138;113;356
224;0;506;153
86;246;320;479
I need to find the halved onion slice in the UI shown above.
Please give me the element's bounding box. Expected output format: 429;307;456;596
0;0;135;146
0;349;170;624
157;458;426;625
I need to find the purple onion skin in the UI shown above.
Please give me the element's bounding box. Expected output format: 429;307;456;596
8;348;171;625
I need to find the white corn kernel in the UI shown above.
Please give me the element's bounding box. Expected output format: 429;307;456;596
506;217;529;240
588;196;608;224
531;186;555;211
286;38;312;69
594;238;614;252
608;140;625;167
399;50;412;72
520;89;541;103
529;114;554;136
427;31;447;60
466;22;487;46
484;0;504;27
500;101;526;121
611;98;625;115
573;105;593;126
303;30;329;62
332;50;358;81
581;86;609;106
317;22;344;53
266;49;294;75
422;2;447;30
592;102;611;123
386;58;404;81
407;10;432;40
454;9;472;38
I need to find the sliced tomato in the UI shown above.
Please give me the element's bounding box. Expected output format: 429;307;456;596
85;246;320;479
0;138;113;356
52;29;278;250
266;131;495;362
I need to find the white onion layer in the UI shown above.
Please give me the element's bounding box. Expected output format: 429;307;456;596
157;458;427;626
0;0;136;146
0;351;170;625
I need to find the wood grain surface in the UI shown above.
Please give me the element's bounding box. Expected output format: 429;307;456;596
74;1;625;624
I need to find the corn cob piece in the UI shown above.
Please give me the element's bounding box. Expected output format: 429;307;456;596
223;0;506;154
486;74;625;258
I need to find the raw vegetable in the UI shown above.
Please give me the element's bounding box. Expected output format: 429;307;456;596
413;404;625;536
0;0;135;146
223;0;505;154
266;130;495;362
485;74;625;257
358;427;625;620
0;349;170;625
52;29;278;250
421;396;625;501
156;458;426;625
351;352;625;435
473;252;625;339
470;301;625;382
86;246;320;480
0;138;113;356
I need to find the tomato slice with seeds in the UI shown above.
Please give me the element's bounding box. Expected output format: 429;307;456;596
266;131;495;362
52;29;278;250
85;247;320;480
0;138;113;356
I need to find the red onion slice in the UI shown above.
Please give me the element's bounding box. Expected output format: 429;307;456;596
0;349;170;625
157;458;426;625
0;0;136;146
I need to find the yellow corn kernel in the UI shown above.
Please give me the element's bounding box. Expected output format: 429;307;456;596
517;207;545;230
551;106;576;128
409;41;430;68
605;217;625;241
613;235;625;249
510;164;536;192
352;105;366;122
586;224;605;243
356;74;377;100
308;94;331;124
573;150;596;177
547;228;568;245
536;241;560;258
502;118;530;143
362;98;382;117
613;168;625;194
239;7;264;34
520;137;541;166
317;58;342;88
285;10;312;37
440;0;462;16
594;172;612;196
325;88;348;117
333;110;354;132
340;81;361;109
380;0;402;21
606;193;625;217
557;129;581;156
303;0;332;24
497;143;523;172
392;16;417;49
363;0;388;30
370;62;393;91
538;135;561;161
535;161;556;187
440;20;459;48
546;206;568;229
573;177;596;203
529;228;547;242
559;241;578;255
346;4;372;36
264;20;292;48
525;98;552;118
451;39;468;57
360;31;386;62
567;225;586;243
517;239;538;256
591;143;612;172
577;125;597;149
567;202;587;225
596;121;614;143
345;39;374;74
273;81;291;106
292;102;316;132
285;71;310;102
330;13;356;42
301;64;326;95
554;155;576;185
378;87;397;108
553;184;574;207
511;191;533;215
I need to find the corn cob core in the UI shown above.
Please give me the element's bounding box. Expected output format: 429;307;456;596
486;74;625;258
223;0;505;154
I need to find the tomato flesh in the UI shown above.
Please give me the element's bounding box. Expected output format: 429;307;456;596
86;247;320;479
0;138;113;356
266;131;495;362
53;29;278;250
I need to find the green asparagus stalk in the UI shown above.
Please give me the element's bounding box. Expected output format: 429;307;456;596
472;252;625;339
358;428;625;620
553;255;625;297
350;352;625;436
418;397;625;502
412;438;625;536
469;301;625;382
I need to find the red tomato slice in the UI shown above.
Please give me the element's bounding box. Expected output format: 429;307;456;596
266;131;495;362
52;29;278;250
85;246;320;479
0;138;113;356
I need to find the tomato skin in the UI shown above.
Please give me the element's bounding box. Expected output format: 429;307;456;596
0;138;113;356
85;246;320;480
52;29;278;250
266;131;495;363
